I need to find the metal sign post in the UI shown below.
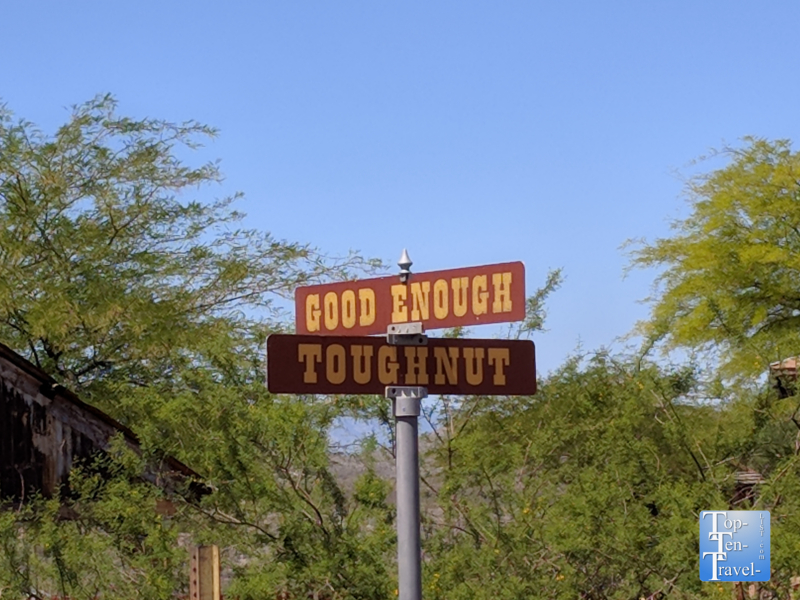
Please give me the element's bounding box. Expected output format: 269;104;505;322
386;250;426;600
386;250;428;600
387;384;426;600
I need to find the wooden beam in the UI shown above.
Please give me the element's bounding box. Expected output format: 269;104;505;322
190;545;220;600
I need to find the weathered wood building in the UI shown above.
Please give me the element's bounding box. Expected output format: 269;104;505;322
0;340;202;502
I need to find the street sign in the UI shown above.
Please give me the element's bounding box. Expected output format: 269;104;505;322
266;334;536;396
295;261;526;336
281;252;535;600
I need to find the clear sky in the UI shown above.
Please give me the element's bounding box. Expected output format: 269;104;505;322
3;1;800;378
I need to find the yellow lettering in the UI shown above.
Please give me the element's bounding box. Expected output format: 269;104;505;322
434;347;459;385
410;281;431;321
326;344;346;384
378;346;399;384
305;294;321;333
404;347;429;385
433;279;448;320
488;348;510;385
298;344;322;383
463;347;485;385
359;288;376;327
341;289;356;329
492;272;512;313
451;277;468;317
351;345;373;384
323;292;339;330
472;276;488;316
391;284;408;323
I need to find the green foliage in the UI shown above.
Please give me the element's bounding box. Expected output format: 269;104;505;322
629;138;800;380
508;267;563;339
0;96;388;599
0;94;379;397
0;463;184;599
421;353;800;599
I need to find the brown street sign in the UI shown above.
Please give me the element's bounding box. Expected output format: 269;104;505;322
295;262;526;336
266;334;536;396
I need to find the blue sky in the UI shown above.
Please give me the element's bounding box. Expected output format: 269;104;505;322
3;1;800;380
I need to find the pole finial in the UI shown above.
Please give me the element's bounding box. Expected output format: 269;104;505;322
398;249;412;283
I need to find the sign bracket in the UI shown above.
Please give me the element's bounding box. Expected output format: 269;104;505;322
386;322;427;346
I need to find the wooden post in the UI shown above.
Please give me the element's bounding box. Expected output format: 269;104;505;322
733;581;745;600
190;545;221;600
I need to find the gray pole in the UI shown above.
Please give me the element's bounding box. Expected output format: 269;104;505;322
387;249;427;600
391;388;426;600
